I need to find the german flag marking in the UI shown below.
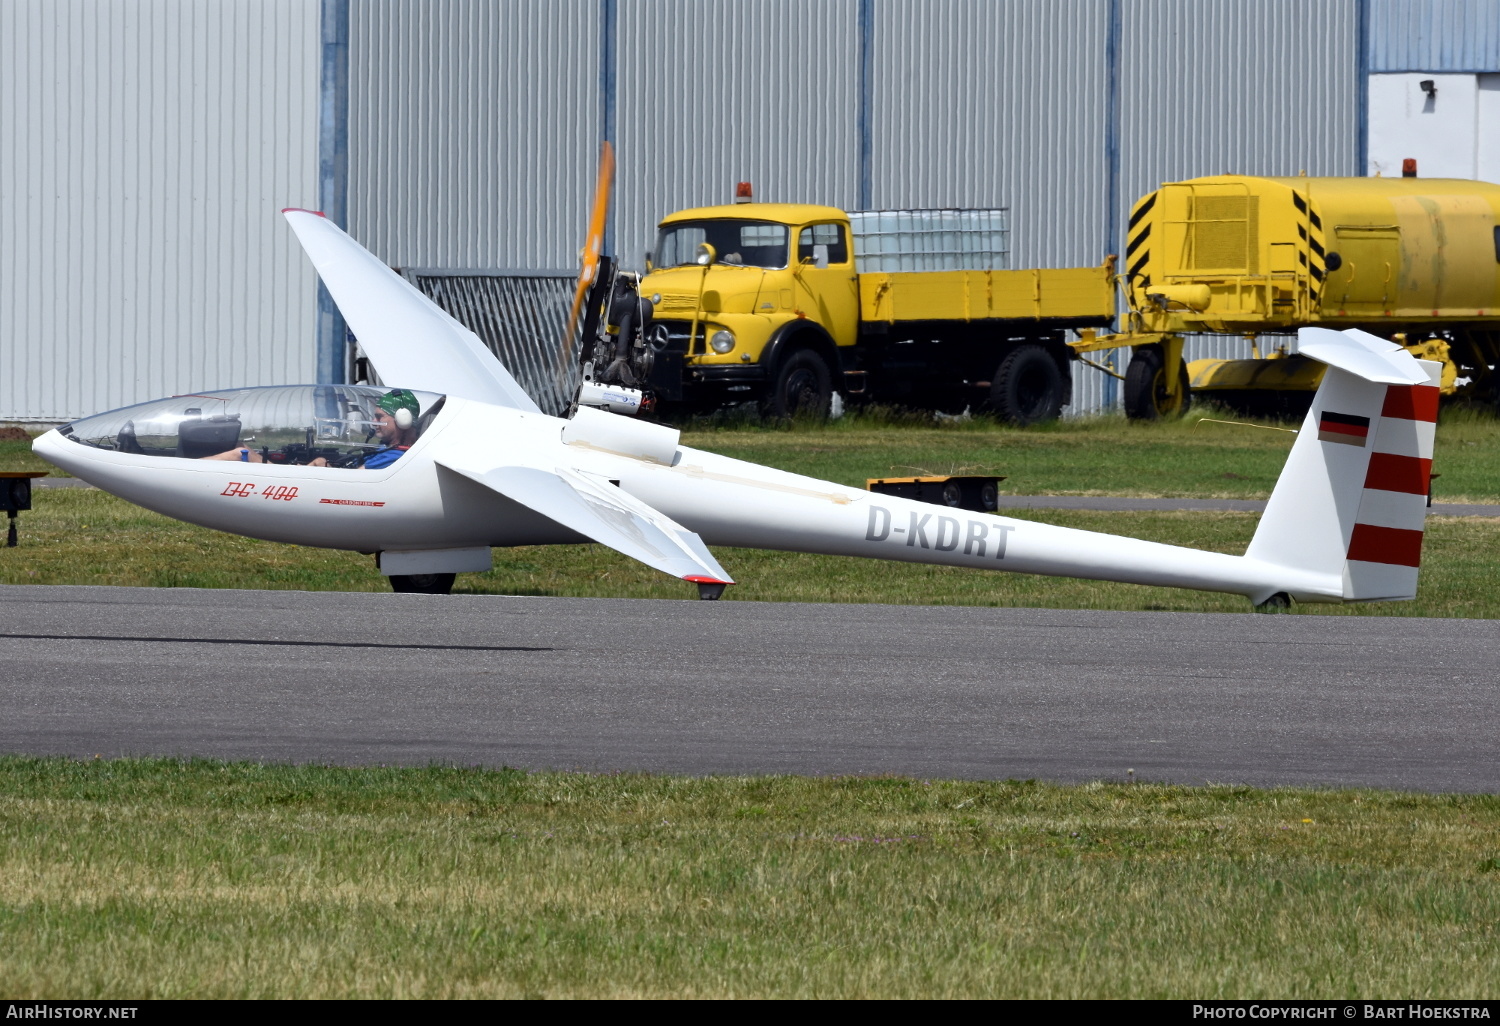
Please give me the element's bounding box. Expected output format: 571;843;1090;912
1318;411;1370;446
1381;385;1439;423
1364;453;1432;495
1347;524;1424;568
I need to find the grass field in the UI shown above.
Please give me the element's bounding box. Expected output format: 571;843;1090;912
2;757;1497;999
677;403;1500;503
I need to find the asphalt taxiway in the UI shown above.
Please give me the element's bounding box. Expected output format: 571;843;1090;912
1;584;1494;792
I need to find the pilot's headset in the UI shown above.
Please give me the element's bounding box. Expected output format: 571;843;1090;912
378;389;420;430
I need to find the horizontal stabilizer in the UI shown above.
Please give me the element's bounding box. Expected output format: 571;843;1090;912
283;209;541;413
439;460;733;585
1297;327;1430;385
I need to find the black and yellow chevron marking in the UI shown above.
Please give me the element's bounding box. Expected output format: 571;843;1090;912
1125;192;1156;283
1293;191;1326;298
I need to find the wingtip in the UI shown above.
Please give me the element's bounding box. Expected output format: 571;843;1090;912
281;207;327;217
684;575;734;585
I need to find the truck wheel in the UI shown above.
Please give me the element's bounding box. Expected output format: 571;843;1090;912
765;350;832;419
389;573;456;595
1124;345;1192;420
990;345;1064;425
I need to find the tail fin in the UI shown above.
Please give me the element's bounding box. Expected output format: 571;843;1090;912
1246;328;1440;602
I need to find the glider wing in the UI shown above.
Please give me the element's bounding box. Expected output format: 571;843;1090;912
438;460;733;585
283;209;541;412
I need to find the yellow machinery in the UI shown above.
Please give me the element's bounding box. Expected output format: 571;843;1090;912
1074;174;1500;418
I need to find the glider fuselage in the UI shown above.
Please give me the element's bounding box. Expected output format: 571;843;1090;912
33;393;1342;603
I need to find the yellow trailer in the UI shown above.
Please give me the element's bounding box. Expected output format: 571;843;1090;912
1075;174;1500;418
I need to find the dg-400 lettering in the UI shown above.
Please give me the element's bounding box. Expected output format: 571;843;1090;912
219;482;298;501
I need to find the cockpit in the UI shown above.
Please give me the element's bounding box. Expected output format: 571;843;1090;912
59;385;446;468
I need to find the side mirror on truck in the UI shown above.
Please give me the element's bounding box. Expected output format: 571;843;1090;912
801;244;829;270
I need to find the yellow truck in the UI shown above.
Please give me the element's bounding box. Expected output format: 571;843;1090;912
630;202;1115;422
1080;174;1500;418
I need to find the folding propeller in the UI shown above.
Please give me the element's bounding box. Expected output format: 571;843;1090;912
559;141;615;388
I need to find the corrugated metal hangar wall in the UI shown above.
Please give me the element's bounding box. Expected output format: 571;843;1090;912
1;0;321;423
11;0;1485;423
349;0;1359;272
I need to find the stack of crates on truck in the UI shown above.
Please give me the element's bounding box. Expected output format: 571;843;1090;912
847;209;1010;272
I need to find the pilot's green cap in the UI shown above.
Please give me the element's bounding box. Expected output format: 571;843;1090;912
377;389;419;417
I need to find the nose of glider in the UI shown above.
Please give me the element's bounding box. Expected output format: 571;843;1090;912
32;427;84;476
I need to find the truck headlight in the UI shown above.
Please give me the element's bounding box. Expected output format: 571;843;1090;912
710;329;735;354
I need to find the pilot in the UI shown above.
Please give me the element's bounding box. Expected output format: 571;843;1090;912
203;389;421;468
346;389;420;469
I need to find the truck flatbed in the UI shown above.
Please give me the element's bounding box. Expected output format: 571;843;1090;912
859;265;1115;326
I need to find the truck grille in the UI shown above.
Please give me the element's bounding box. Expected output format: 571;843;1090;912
649;320;694;354
655;293;699;312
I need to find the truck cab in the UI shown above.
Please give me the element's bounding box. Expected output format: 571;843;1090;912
641;203;856;416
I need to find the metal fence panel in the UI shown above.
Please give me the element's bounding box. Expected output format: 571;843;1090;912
399;271;577;415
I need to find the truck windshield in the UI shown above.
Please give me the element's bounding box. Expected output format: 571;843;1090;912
654;220;789;269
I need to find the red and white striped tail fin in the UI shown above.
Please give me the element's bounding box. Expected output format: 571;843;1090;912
1344;367;1440;600
1246;328;1440;603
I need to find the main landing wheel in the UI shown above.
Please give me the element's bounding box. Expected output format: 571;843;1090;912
389;573;456;595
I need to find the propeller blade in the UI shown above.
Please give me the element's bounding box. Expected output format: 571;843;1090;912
558;140;615;387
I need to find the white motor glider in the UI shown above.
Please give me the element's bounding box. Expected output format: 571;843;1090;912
33;209;1440;608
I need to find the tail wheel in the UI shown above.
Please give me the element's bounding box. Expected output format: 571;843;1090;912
990;345;1064;425
765;349;832;419
389;573;456;595
1124;344;1192;420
